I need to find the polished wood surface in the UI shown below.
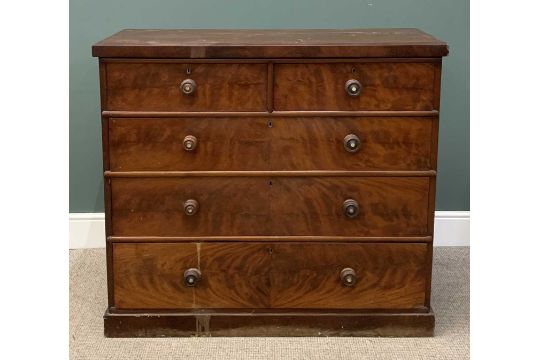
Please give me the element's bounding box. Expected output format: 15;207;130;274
102;110;439;117
92;29;448;58
269;177;429;236
111;177;271;237
109;117;269;171
111;177;429;237
109;117;434;171
104;309;435;337
270;243;427;309
274;62;436;111
271;117;434;170
113;242;427;310
107;235;433;243
95;28;447;337
105;170;436;178
113;243;271;309
105;62;267;111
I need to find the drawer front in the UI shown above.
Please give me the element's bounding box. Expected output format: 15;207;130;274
113;242;427;310
108;117;433;171
270;117;434;171
111;177;429;237
109;118;270;171
111;177;271;237
274;62;436;111
113;243;272;309
105;62;267;111
270;177;430;236
270;242;427;309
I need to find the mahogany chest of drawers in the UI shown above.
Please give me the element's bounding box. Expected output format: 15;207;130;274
92;29;448;337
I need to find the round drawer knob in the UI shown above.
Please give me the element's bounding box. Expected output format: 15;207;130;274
345;79;362;97
180;79;197;95
183;135;198;151
343;134;361;153
340;268;357;287
343;199;360;218
184;268;202;287
183;199;199;216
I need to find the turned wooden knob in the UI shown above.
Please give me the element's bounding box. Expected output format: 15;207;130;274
184;268;201;287
183;199;199;216
343;134;361;153
340;268;357;287
183;135;198;151
343;199;360;218
345;79;362;96
180;79;196;95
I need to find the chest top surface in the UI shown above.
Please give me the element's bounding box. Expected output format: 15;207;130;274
92;28;448;59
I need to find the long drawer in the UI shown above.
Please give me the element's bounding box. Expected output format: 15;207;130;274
113;242;428;310
108;117;434;171
110;177;430;237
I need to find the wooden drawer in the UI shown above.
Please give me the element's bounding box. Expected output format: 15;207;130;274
113;242;428;310
110;177;430;237
274;62;437;111
270;117;434;171
109;117;269;171
108;117;434;171
269;177;430;236
104;62;267;111
113;242;271;309
111;177;271;237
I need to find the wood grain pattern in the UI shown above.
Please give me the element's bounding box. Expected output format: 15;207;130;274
274;62;436;111
270;243;427;309
111;177;429;237
99;59;116;307
108;117;434;171
105;170;436;178
270;177;429;236
113;242;427;310
104;309;435;337
270;117;434;170
105;62;267;111
113;243;271;309
92;29;449;59
109;117;270;171
102;110;439;117
94;28;447;337
107;236;433;243
111;177;271;237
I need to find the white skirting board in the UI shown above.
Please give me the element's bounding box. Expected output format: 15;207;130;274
69;211;470;249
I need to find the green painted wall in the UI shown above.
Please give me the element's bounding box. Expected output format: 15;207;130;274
70;0;469;212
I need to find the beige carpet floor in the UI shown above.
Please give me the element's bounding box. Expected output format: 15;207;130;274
70;247;469;360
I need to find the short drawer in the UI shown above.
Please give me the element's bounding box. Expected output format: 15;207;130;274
270;117;434;171
109;117;270;171
274;62;437;111
269;177;430;236
108;117;434;171
113;242;272;309
113;242;428;310
104;62;267;111
111;177;271;237
110;177;430;237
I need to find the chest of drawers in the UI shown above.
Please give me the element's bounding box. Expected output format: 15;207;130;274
92;29;448;337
